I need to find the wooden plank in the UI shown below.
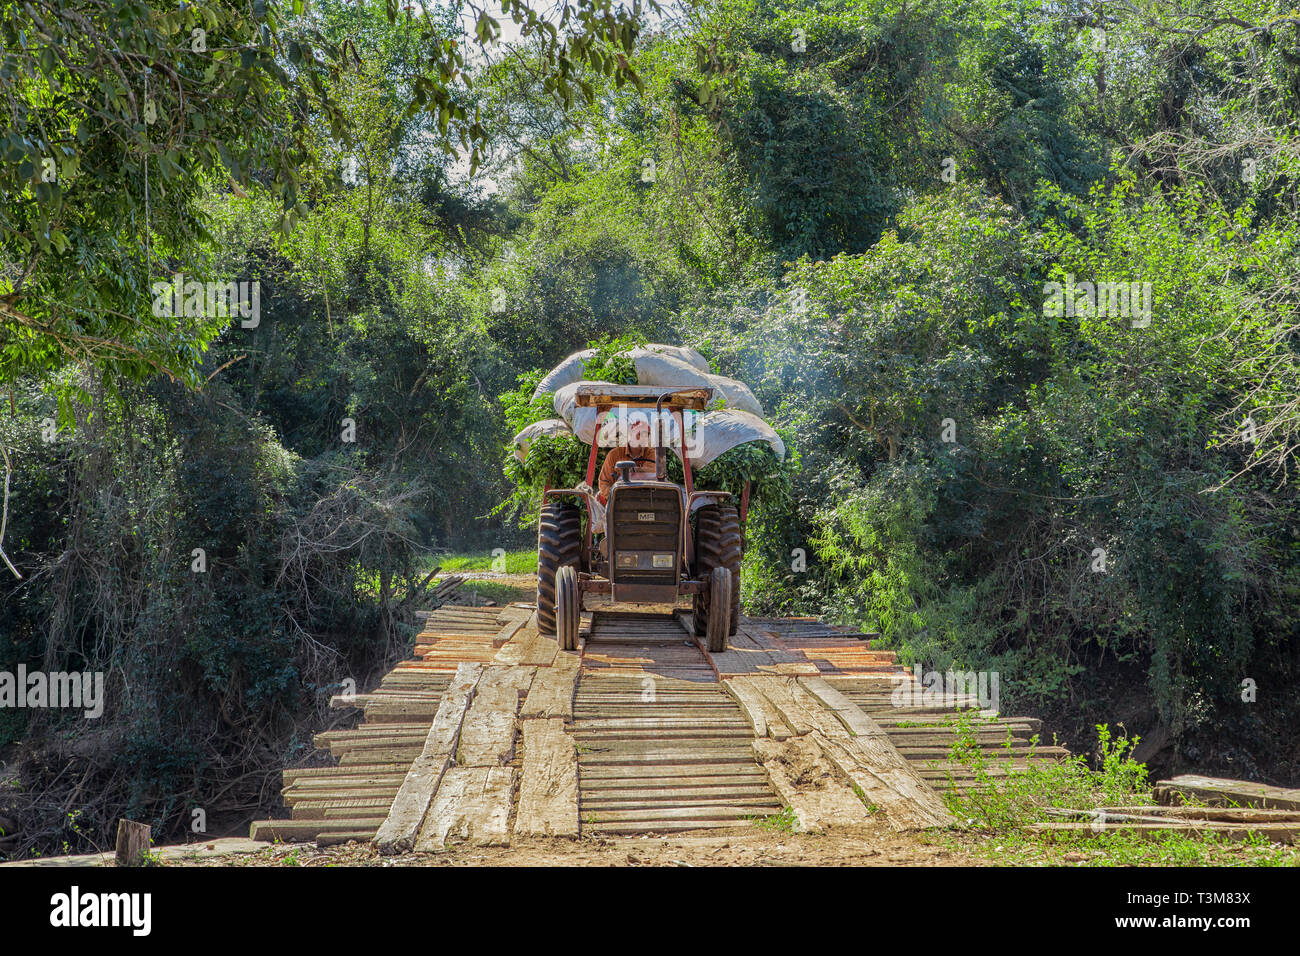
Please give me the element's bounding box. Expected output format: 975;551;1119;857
492;620;536;665
1030;821;1300;844
722;678;792;740
497;606;536;626
732;675;954;831
250;819;381;841
521;632;559;667
282;769;408;787
416;766;516;849
458;707;518;766
739;677;818;736
457;666;533;766
291;797;395;818
514;718;580;838
799;676;889;736
521;652;580;719
1097;806;1300;822
582;805;768;824
582;785;776;802
1154;775;1300;811
373;661;481;854
316;830;379;847
752;737;872;832
814;731;954;831
584;820;758;835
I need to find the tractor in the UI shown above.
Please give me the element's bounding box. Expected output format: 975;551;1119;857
535;384;746;653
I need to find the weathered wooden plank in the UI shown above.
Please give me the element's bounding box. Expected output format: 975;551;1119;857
491;620;536;665
515;718;580;838
722;678;792;740
250;819;380;841
521;632;560;667
457;666;533;766
521;652;580;719
283;770;408;788
496;605;536;626
291;797;395;819
752;736;873;832
582;805;769;824
416;766;517;849
799;676;888;736
1098;805;1300;822
1154;775;1300;811
373;661;481;854
769;678;849;738
729;675;954;831
582;785;776;802
815;731;954;830
1030;820;1300;843
339;748;424;766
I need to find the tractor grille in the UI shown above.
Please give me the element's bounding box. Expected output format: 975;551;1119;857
609;486;681;587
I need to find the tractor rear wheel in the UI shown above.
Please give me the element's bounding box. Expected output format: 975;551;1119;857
537;501;581;635
556;565;580;651
705;566;732;653
693;503;742;637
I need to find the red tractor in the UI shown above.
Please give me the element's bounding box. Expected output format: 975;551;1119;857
535;385;746;653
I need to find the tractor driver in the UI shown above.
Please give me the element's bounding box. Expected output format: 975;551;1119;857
597;415;657;505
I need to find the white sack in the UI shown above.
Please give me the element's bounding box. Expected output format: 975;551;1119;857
705;374;764;418
638;343;710;373
621;349;713;389
553;381;623;444
532;348;596;401
617;349;763;417
511;418;573;462
690;410;785;468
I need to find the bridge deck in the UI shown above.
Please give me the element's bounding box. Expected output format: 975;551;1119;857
250;602;1063;846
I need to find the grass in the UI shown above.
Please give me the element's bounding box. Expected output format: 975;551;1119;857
454;579;535;606
936;715;1300;866
437;549;538;575
750;806;799;833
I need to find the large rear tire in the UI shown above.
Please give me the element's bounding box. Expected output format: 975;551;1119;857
537;501;581;635
693;503;742;637
556;565;580;651
705;566;732;653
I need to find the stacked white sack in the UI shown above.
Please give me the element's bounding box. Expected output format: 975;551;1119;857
511;418;574;462
690;410;785;467
619;348;764;418
531;348;596;401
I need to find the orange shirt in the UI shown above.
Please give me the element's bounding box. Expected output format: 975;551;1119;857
597;445;656;503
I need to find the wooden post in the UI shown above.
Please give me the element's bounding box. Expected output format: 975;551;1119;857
114;819;151;867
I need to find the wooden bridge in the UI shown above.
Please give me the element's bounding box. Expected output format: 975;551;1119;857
250;602;1065;847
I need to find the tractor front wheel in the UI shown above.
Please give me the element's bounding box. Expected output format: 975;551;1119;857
556;565;580;651
537;501;581;635
693;503;742;637
705;566;732;653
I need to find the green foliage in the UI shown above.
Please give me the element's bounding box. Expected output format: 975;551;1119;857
7;0;1300;861
750;805;799;832
944;720;1150;832
582;332;645;384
